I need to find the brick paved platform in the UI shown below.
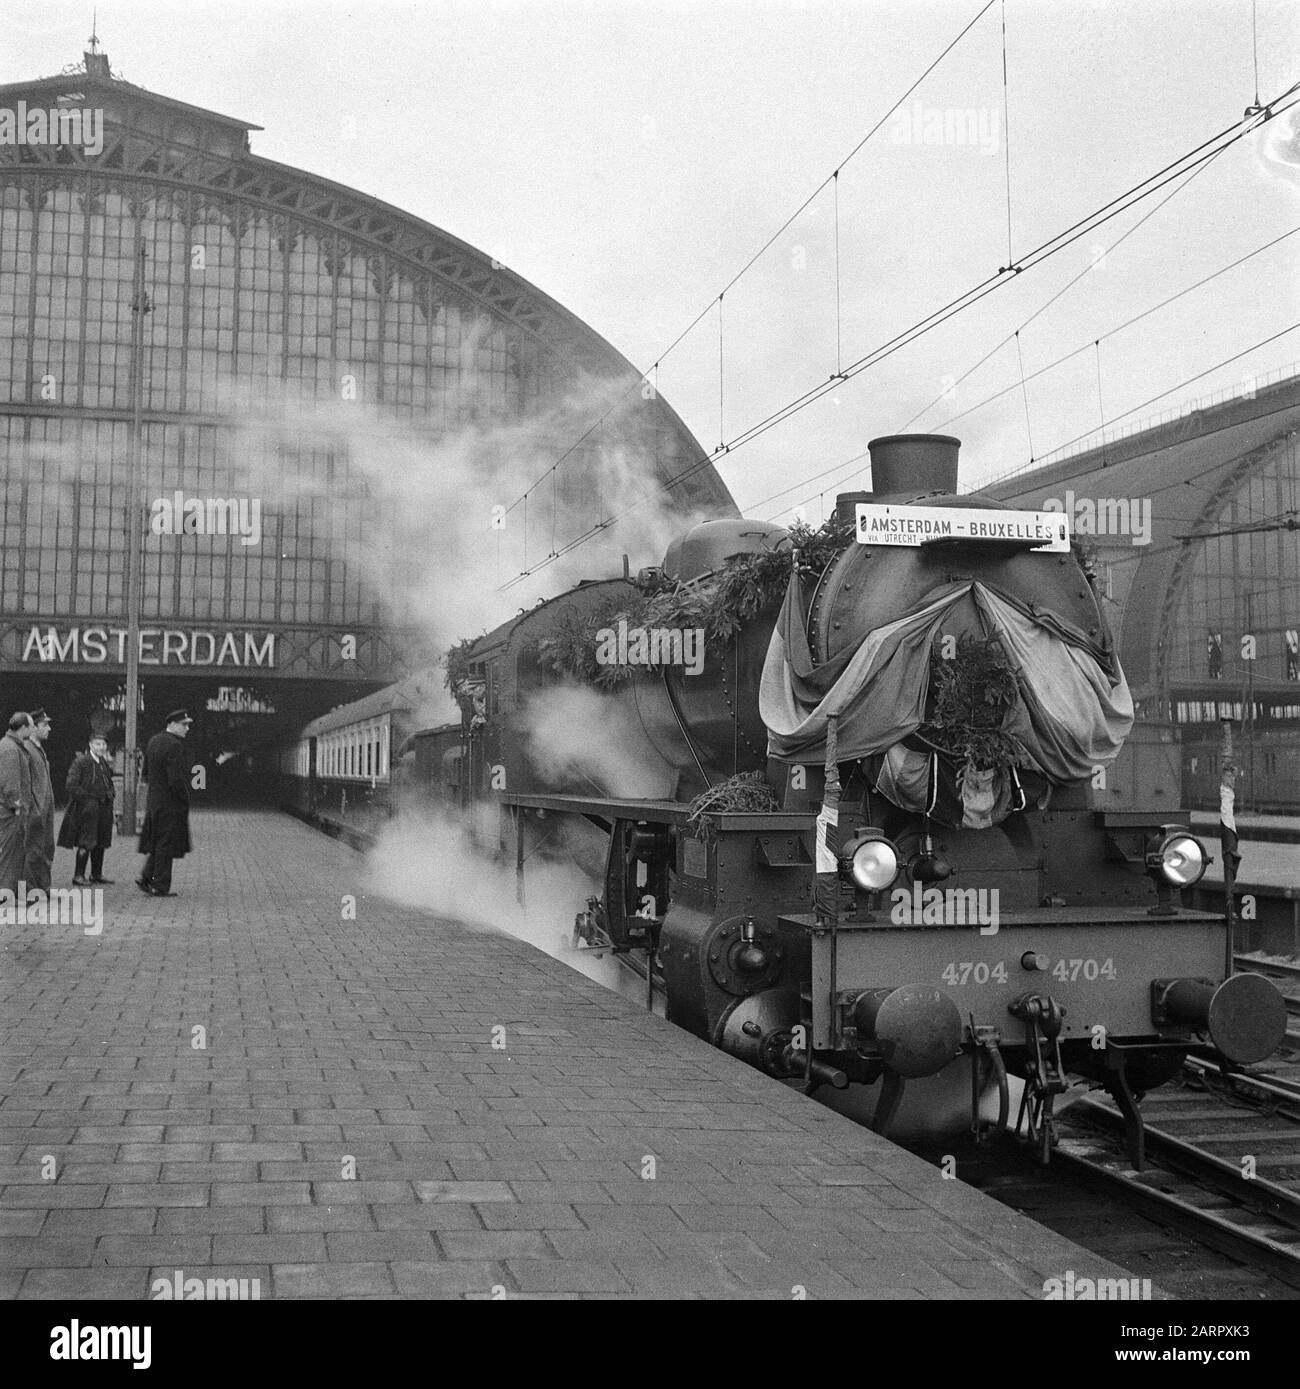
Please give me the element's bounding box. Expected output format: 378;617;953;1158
2;809;1137;1300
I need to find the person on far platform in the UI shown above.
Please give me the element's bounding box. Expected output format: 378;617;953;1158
1220;762;1243;919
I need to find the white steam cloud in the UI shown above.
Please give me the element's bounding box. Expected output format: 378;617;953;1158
518;682;678;800
360;804;662;1012
5;367;719;728
224;372;715;714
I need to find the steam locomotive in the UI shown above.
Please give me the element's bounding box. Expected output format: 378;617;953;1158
283;434;1288;1165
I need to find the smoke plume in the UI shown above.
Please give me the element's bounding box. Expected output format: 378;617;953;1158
224;373;714;715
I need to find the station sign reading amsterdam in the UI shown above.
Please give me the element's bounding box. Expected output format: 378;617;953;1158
21;626;276;668
855;503;1071;552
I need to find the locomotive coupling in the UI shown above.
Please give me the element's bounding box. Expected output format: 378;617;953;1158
850;985;963;1078
1150;974;1287;1065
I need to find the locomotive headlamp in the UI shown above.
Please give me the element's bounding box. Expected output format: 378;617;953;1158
839;831;901;892
1145;829;1208;887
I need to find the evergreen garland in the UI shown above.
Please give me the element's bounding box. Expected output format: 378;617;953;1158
443;635;483;692
533;514;855;685
536;598;634;690
921;633;1022;772
685;770;781;841
441;515;856;691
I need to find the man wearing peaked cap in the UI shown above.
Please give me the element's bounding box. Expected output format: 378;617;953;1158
136;710;193;898
23;708;56;892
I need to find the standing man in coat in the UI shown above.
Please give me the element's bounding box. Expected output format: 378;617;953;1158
23;708;56;893
1220;762;1242;925
0;713;34;898
137;710;193;897
59;734;117;885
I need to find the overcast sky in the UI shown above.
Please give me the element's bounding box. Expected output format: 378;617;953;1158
9;0;1300;525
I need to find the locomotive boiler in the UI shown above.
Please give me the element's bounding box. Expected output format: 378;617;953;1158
355;434;1291;1164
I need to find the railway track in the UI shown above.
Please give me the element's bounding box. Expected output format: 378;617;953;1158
1049;1070;1300;1289
957;955;1300;1295
1235;954;1300;1045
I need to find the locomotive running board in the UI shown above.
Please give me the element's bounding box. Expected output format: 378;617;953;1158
499;792;690;825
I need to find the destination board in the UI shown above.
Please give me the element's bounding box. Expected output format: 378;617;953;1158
855;503;1070;552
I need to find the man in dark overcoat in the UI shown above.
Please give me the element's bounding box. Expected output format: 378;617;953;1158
59;734;117;885
0;712;34;897
137;710;193;897
23;707;56;892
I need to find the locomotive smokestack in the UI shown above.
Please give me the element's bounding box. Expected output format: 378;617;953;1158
834;434;961;526
868;434;960;495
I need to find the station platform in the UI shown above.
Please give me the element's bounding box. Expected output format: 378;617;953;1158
1189;812;1300;844
1;810;1137;1301
1200;838;1299;891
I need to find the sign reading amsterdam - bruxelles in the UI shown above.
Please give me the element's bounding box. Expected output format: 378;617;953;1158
21;626;276;667
855;503;1070;552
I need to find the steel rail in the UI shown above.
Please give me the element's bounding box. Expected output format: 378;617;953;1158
1057;1094;1300;1288
1234;955;1300;982
1186;1055;1300;1108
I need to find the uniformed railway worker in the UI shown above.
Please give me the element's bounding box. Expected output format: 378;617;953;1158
137;710;193;898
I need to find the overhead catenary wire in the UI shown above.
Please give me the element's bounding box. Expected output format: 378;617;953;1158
1001;0;1014;266
1252;0;1262;111
899;135;1236;438
753;329;1298;541
717;294;725;452
1000;434;1295;530
834;170;844;377
682;92;1300;464
932;224;1299;434
761;223;1300;520
983;396;1300;519
493;0;1000;527
1094;339;1106;442
995;322;1300;475
1014;330;1034;461
500;80;1300;592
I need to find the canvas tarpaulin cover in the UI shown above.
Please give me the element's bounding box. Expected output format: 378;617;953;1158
760;577;1133;784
